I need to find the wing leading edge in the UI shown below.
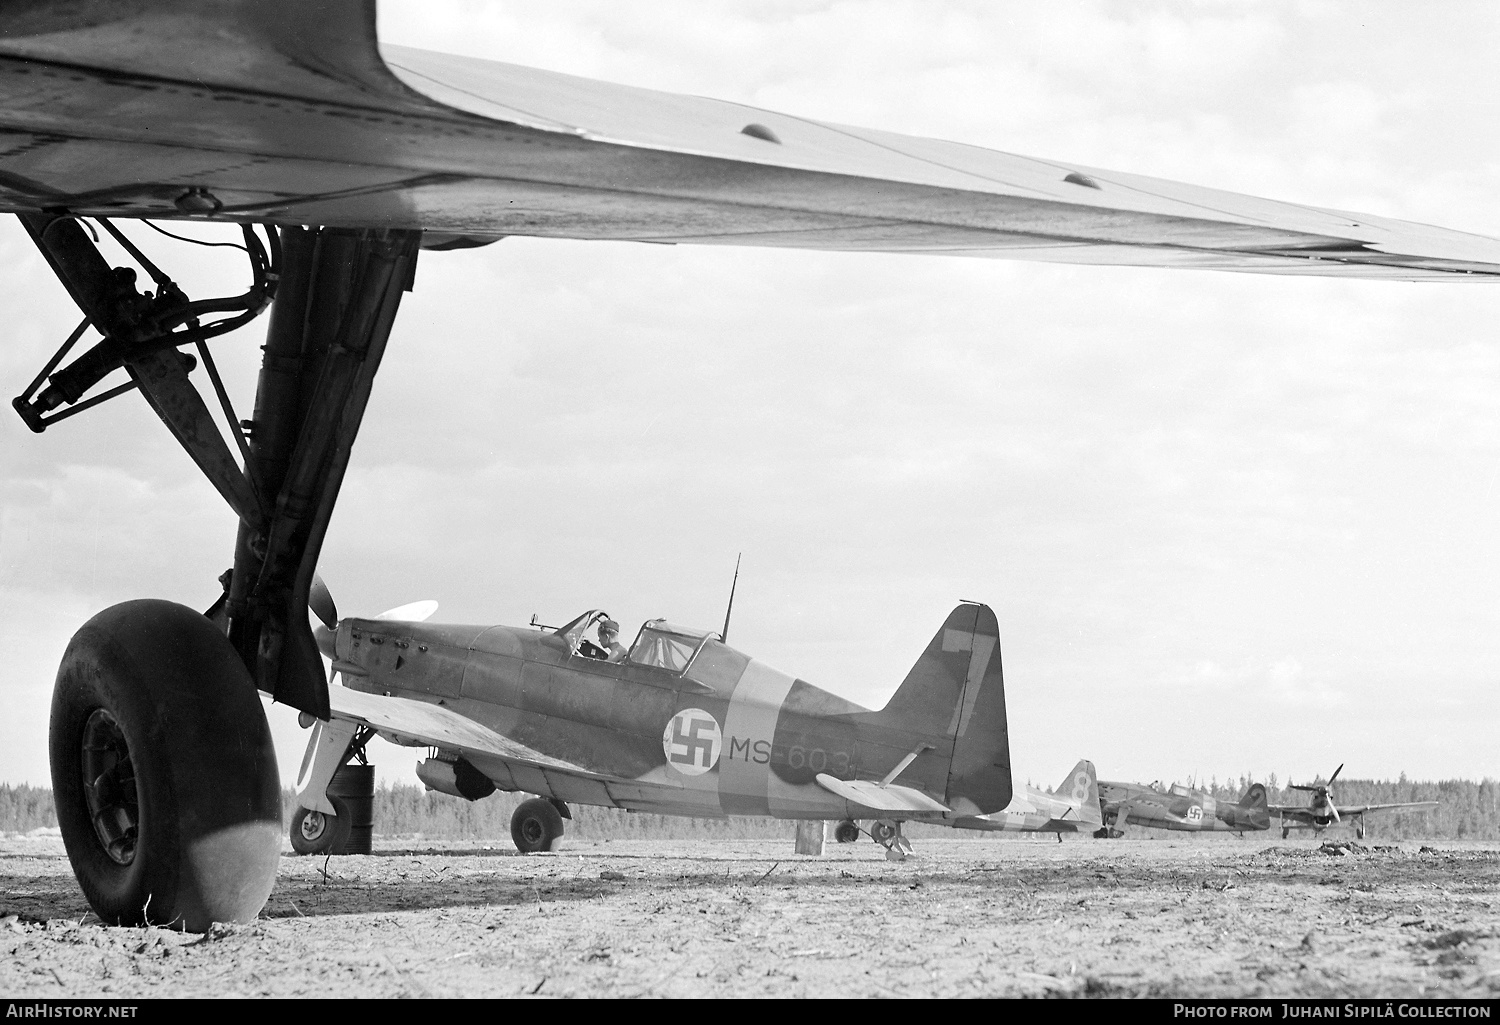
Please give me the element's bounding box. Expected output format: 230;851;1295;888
0;1;1496;279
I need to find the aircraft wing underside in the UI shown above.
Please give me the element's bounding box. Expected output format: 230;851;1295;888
326;684;606;783
0;1;1498;279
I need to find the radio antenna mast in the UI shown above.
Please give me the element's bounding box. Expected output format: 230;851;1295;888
721;553;742;643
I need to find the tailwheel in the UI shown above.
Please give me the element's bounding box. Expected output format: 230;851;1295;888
511;797;566;853
869;818;913;861
833;820;860;844
50;600;281;932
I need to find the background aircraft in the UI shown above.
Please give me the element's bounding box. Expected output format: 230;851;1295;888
949;759;1102;840
293;596;1012;861
1095;779;1270;837
828;759;1101;848
1270;765;1439;839
4;3;1498;931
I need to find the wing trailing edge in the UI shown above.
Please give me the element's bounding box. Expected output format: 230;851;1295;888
0;2;1496;278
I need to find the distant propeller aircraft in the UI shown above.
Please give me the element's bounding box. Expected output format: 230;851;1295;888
1095;779;1270;837
1270;765;1438;840
6;1;1498;931
293;591;1011;864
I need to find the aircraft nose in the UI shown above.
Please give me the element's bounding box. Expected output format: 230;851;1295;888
312;621;337;660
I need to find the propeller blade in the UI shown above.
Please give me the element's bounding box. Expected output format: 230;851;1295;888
1330;801;1341;823
309;574;339;630
375;600;439;623
1328;763;1344;787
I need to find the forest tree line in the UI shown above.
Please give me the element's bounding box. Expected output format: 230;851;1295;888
1;775;1495;840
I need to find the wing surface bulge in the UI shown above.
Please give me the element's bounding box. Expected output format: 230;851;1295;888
0;5;1495;275
383;47;1500;263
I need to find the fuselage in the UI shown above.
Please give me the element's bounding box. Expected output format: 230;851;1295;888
1099;781;1268;833
953;782;1100;834
333;613;962;822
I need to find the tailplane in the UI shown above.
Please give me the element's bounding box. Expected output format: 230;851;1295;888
876;602;1011;816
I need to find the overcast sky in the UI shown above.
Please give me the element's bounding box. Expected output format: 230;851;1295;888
2;1;1497;794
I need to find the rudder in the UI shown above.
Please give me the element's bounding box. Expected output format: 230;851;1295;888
1058;759;1101;826
877;602;1011;816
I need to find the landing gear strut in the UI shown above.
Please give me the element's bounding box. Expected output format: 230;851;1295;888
23;217;421;928
870;818;913;861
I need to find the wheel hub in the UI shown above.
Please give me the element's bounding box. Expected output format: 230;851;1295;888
80;709;138;866
298;810;328;842
520;817;544;845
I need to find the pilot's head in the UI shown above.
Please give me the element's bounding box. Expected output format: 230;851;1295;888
599;619;620;643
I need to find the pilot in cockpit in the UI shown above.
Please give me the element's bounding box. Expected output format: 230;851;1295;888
580;617;628;662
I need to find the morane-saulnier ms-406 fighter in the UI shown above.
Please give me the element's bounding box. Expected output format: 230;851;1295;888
1095;779;1270;837
7;2;1500;931
292;596;1012;862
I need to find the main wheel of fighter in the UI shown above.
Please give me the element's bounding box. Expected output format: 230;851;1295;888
1282;827;1290;839
510;797;565;853
869;819;898;846
50;600;281;932
833;820;860;844
1356;821;1365;840
289;795;352;856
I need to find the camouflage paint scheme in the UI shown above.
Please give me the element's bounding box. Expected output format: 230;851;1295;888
305;602;1013;829
1097;780;1270;835
951;759;1102;835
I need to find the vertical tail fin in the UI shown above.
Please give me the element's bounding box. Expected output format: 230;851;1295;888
876;602;1011;816
1058;759;1101;825
1220;782;1270;830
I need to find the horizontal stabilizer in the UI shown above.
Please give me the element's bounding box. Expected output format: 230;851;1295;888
814;773;951;815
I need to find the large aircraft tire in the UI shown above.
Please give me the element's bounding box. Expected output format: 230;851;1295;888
511;797;565;853
290;795;352;856
833;820;860;844
50;600;282;931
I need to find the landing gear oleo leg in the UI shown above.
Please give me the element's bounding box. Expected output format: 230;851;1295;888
870;818;914;861
290;718;360;856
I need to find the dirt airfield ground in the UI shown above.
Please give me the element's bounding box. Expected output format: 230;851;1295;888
1;831;1497;999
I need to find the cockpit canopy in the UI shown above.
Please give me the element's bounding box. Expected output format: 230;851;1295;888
549;610;719;673
627;620;718;671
